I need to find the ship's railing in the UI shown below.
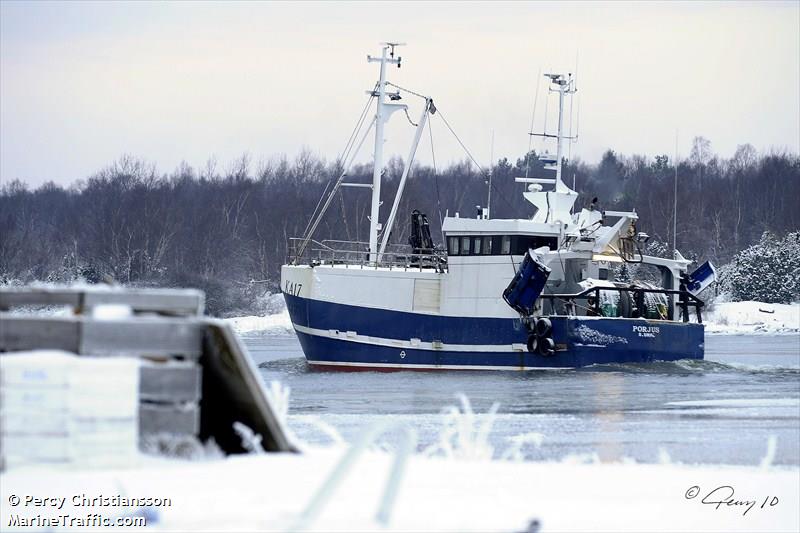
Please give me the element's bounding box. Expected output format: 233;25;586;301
288;238;447;272
539;285;705;323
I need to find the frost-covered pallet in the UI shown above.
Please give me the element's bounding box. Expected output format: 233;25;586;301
139;360;201;435
0;285;205;317
0;286;294;461
0;351;139;469
0;287;206;444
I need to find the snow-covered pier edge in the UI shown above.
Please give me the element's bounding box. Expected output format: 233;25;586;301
2;449;798;532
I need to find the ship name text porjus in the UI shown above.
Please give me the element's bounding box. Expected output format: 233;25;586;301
633;325;660;338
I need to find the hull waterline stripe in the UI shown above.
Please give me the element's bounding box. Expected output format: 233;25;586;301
306;359;572;371
292;323;524;353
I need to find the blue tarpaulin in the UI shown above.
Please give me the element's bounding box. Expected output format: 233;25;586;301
687;260;717;295
503;251;551;315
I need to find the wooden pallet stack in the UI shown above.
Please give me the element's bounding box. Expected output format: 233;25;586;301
0;286;294;469
1;351;140;468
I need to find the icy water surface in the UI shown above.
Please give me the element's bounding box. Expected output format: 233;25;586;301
245;334;800;465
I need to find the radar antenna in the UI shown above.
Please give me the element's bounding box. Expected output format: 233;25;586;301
380;42;406;66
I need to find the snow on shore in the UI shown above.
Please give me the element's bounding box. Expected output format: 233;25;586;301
2;448;797;532
225;300;800;337
704;301;800;335
225;309;294;336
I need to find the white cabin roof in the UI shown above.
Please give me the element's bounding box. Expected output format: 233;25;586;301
442;216;564;236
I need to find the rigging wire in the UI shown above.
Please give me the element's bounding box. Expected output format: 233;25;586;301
332;82;377;178
428;113;444;236
388;81;516;215
435;108;516;212
403;107;419;127
568;83;574;161
574;50;581;142
296;116;376;258
384;81;514;214
542;76;550;151
339;85;377;169
436;109;488;176
568;51;579;161
304;76;523;252
385;81;428;100
303;180;333;240
525;68;542;179
301;87;376;239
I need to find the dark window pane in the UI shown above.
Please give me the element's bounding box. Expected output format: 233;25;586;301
448;236;459;255
492;236;502;254
461;236;471;255
501;236;511;254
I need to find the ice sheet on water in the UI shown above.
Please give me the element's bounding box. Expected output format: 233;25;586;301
287;412;577;461
666;398;800;408
584;358;799;375
640;398;800;421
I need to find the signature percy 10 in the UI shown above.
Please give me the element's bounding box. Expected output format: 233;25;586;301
685;485;780;516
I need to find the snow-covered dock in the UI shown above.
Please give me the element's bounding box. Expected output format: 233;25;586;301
0;286;295;466
2;448;798;532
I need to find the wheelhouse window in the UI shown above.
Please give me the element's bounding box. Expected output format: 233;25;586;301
446;234;558;256
501;236;511;254
461;237;471;255
516;235;558;254
448;236;459;255
482;236;492;255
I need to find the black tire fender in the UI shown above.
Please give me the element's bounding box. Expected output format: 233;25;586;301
526;334;538;353
537;336;555;356
535;317;552;338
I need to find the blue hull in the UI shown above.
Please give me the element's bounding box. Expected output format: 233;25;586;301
284;293;704;370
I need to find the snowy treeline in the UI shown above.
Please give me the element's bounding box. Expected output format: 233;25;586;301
1;139;798;314
717;232;800;304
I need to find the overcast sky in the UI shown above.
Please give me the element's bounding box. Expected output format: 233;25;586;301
1;1;798;187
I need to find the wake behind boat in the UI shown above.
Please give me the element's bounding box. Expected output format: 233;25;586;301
281;44;715;370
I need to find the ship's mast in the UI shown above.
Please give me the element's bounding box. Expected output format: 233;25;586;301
547;73;575;193
519;73;578;224
367;44;402;263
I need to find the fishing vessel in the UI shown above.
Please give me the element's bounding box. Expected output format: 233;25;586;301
281;44;714;370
